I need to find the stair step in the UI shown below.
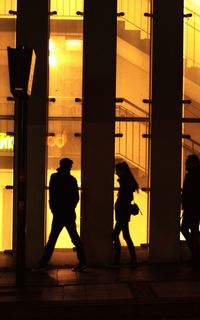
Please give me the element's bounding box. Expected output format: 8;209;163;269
118;28;141;43
118;25;150;54
185;66;200;86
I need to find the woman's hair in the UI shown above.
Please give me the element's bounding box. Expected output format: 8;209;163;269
116;161;139;190
116;161;131;175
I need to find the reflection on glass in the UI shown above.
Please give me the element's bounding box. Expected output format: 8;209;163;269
0;9;15;252
47;1;83;248
182;124;200;181
0;121;14;251
182;0;200;238
0;1;16;16
183;0;200;119
115;0;151;246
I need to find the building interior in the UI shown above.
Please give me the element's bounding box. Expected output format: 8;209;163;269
0;0;200;269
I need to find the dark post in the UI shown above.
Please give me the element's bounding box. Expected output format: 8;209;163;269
7;47;36;287
149;0;184;261
81;0;117;264
15;95;27;287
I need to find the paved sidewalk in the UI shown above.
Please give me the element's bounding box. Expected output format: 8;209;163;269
0;247;200;319
0;260;200;319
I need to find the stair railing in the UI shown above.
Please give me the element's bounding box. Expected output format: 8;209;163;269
115;99;149;175
117;0;151;38
184;5;200;70
116;0;200;77
116;97;200;176
183;137;200;156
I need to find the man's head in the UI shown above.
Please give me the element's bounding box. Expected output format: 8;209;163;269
59;158;73;171
186;154;200;172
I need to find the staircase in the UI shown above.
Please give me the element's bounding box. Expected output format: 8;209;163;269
115;102;149;188
115;4;200;175
117;20;150;54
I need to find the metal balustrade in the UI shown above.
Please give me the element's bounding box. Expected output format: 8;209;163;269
115;102;149;176
184;5;200;74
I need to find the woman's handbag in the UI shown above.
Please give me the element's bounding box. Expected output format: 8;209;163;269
129;203;140;216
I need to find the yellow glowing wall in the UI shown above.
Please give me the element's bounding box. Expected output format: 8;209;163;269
0;170;13;251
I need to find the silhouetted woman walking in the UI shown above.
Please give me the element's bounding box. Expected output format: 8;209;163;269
112;161;139;267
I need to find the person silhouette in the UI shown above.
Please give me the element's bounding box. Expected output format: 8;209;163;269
112;161;139;267
181;154;200;265
38;158;87;271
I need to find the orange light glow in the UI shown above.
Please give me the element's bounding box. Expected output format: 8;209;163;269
187;0;200;6
65;39;82;51
49;55;57;67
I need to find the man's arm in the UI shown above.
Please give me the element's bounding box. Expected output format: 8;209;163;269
72;178;79;208
49;174;56;212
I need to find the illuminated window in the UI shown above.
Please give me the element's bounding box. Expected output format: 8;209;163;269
46;1;83;248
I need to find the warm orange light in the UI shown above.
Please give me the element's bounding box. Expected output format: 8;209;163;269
187;0;200;6
0;133;14;150
47;131;67;148
49;39;57;67
49;39;55;52
185;0;200;13
65;39;82;51
49;55;57;67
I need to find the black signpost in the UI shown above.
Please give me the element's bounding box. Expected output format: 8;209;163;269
7;47;36;287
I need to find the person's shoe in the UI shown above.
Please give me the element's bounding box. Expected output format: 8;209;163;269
127;260;138;268
72;263;87;272
105;261;120;268
31;265;48;272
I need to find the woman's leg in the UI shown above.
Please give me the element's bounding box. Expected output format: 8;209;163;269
122;222;137;263
112;221;122;263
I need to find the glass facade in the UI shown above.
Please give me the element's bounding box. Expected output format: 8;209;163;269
181;0;200;238
0;2;16;252
0;0;198;265
183;0;200;157
115;0;151;246
46;0;83;248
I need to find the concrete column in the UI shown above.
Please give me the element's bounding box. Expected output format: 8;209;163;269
81;1;117;265
149;0;184;262
15;0;49;267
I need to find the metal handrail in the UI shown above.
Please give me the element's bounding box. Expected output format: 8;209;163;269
189;138;200;149
115;102;149;173
120;16;150;38
123;98;149;116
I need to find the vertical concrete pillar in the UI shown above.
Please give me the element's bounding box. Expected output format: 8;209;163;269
15;0;49;267
149;0;184;261
81;1;117;265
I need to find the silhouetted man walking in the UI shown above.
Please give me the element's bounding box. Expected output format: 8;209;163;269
39;158;87;271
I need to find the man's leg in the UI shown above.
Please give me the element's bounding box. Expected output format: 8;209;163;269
66;220;86;266
190;215;200;263
39;216;63;267
181;212;192;248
